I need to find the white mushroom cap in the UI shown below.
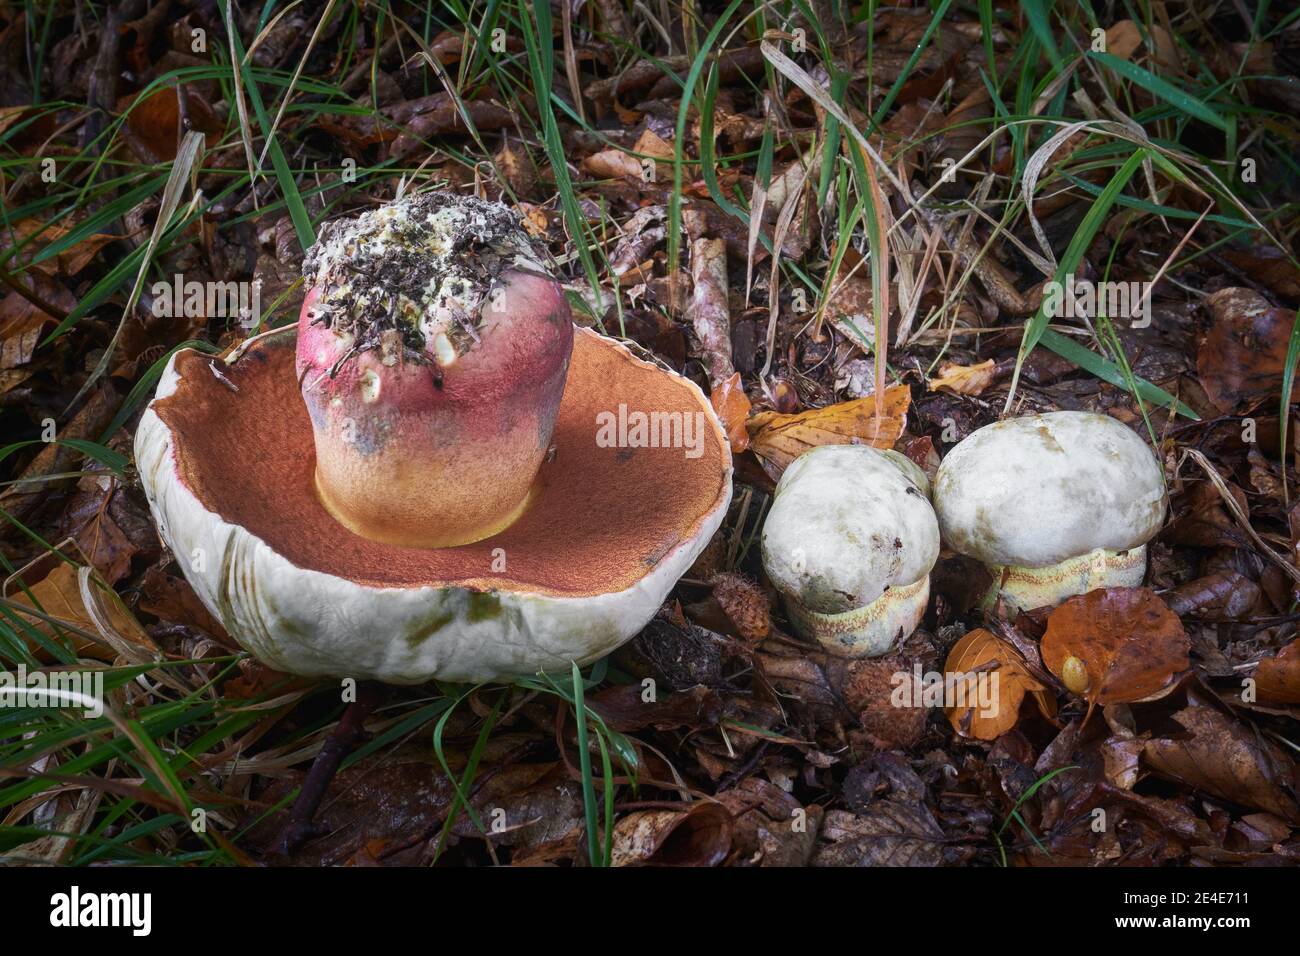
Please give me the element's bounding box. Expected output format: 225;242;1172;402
933;411;1165;569
762;444;940;615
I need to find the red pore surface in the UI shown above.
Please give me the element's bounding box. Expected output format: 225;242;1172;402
154;327;729;596
294;269;574;547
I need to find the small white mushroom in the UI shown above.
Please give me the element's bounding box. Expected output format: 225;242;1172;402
762;445;940;657
932;411;1166;612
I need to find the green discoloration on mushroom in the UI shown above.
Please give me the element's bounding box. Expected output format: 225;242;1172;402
467;591;503;622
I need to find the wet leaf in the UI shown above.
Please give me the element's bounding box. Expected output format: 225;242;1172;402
1040;587;1189;705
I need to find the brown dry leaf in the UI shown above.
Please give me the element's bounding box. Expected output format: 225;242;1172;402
137;566;232;644
118;86;220;160
1143;704;1300;822
747;384;910;481
1104;20;1145;60
9;563;158;661
632;127;674;161
714;777;820;866
1164;570;1260;621
943;628;1049;740
496;140;538;198
581;147;644;181
927;358;996;396
588;683;726;732
609;802;733;866
4;219;117;277
1041;587;1189;705
1255;640;1300;705
824;245;875;352
710;371;751;453
1196;287;1298;412
814;804;947;867
1220;247;1300;302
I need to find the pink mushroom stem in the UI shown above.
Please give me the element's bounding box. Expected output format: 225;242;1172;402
294;198;573;549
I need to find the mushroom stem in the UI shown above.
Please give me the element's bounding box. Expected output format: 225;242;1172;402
295;196;573;549
784;576;930;658
982;545;1147;613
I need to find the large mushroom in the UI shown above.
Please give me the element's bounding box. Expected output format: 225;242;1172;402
932;411;1165;612
761;444;940;657
135;194;732;683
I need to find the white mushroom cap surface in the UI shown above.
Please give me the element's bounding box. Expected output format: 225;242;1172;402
762;444;940;614
933;411;1165;569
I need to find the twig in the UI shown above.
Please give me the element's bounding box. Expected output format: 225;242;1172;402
267;682;384;857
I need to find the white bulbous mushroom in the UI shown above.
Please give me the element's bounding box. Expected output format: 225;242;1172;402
932;411;1165;612
761;444;940;657
134;194;732;683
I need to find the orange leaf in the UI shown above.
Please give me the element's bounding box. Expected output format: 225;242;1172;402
1041;587;1189;706
927;358;996;396
746;384;910;481
9;563;158;662
943;628;1048;740
1255;639;1300;705
710;372;751;453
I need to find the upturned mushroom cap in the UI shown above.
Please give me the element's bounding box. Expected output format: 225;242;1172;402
761;445;939;655
296;195;573;547
933;411;1165;569
135;326;731;683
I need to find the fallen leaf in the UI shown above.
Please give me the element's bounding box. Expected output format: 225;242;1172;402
1255;639;1300;705
118;86;220;160
710;372;751;453
824;246;875;352
1040;587;1189;705
588;683;726;732
814;804;947;867
581;148;644;181
609;802;733;866
4;219;117;277
9;563;157;661
1196;287;1298;412
747;384;911;481
714;777;820;866
1163;570;1261;621
1220;247;1300;302
1143;704;1300;822
927;358;996;396
943;628;1049;740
